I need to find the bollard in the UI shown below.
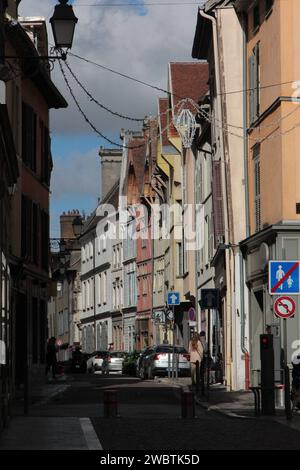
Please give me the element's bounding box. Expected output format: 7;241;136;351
181;390;195;418
103;389;118;417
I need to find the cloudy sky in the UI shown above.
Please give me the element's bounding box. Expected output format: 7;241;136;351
19;0;203;237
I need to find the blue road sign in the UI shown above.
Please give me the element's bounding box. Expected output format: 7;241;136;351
167;291;180;306
269;260;300;295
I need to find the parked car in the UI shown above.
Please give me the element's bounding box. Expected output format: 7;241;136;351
103;351;126;374
86;351;109;373
138;345;190;379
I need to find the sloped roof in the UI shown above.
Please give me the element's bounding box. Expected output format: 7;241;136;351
169;62;209;110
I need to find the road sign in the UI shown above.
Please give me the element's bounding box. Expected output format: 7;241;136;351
269;261;300;295
200;289;220;309
166;309;174;321
188;307;196;322
274;296;296;319
152;311;165;323
167;291;180;306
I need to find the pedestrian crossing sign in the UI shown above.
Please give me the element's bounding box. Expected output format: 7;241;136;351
269;261;300;295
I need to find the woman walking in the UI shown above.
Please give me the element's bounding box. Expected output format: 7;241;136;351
188;333;204;389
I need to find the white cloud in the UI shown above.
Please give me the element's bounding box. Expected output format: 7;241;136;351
19;0;202;136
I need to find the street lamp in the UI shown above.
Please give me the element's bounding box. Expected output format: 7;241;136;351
50;0;78;52
1;0;78;67
72;215;84;238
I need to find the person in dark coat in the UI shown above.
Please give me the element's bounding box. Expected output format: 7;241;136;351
46;337;57;379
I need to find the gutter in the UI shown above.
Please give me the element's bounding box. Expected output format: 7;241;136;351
199;7;233;390
241;12;250;390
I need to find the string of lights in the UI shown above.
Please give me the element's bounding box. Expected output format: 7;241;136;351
59;59;181;150
68;51;298;100
63;60;145;122
59;58;193;142
58;59;145;149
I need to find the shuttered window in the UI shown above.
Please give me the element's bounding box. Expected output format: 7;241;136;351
249;43;260;125
40;120;51;186
21;195;33;259
212;160;224;246
253;145;261;232
41;210;49;270
22;102;37;172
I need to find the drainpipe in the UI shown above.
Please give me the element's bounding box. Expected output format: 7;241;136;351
199;8;233;389
240;12;250;391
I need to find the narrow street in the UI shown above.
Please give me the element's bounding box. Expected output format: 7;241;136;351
1;373;300;451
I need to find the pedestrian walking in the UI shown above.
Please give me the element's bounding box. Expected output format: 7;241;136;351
188;333;204;389
45;337;58;380
199;331;209;393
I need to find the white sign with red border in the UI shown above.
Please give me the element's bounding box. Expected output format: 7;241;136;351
274;296;296;319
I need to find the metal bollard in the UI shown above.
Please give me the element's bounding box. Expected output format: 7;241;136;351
103;389;118;417
181;390;195;418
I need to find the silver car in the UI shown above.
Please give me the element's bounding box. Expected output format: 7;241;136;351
103;351;126;374
139;345;190;379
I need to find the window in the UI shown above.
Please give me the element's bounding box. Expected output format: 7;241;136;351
253;145;261;232
22;102;37;172
98;274;102;305
103;272;107;304
253;3;260;32
82;247;85;263
249;43;260;124
40;120;50;186
82;282;86;310
176;242;183;277
90;278;94;309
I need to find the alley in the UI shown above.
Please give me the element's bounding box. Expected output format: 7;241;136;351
1;372;300;451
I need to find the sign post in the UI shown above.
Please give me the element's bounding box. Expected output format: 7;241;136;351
167;292;180;380
269;261;298;419
200;289;220;401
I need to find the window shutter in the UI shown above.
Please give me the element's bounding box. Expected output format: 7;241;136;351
249;54;255;124
212;160;225;246
254;156;261;232
253;43;260;121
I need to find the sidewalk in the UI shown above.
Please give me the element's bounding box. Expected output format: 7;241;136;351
156;377;290;419
0;375;101;450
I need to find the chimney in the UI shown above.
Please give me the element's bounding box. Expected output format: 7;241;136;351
60;210;81;240
99;148;122;201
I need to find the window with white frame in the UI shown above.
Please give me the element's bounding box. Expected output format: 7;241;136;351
176;242;183;277
103;271;107;304
89;277;94;309
82;282;86;310
97;274;101;305
86;281;90;309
